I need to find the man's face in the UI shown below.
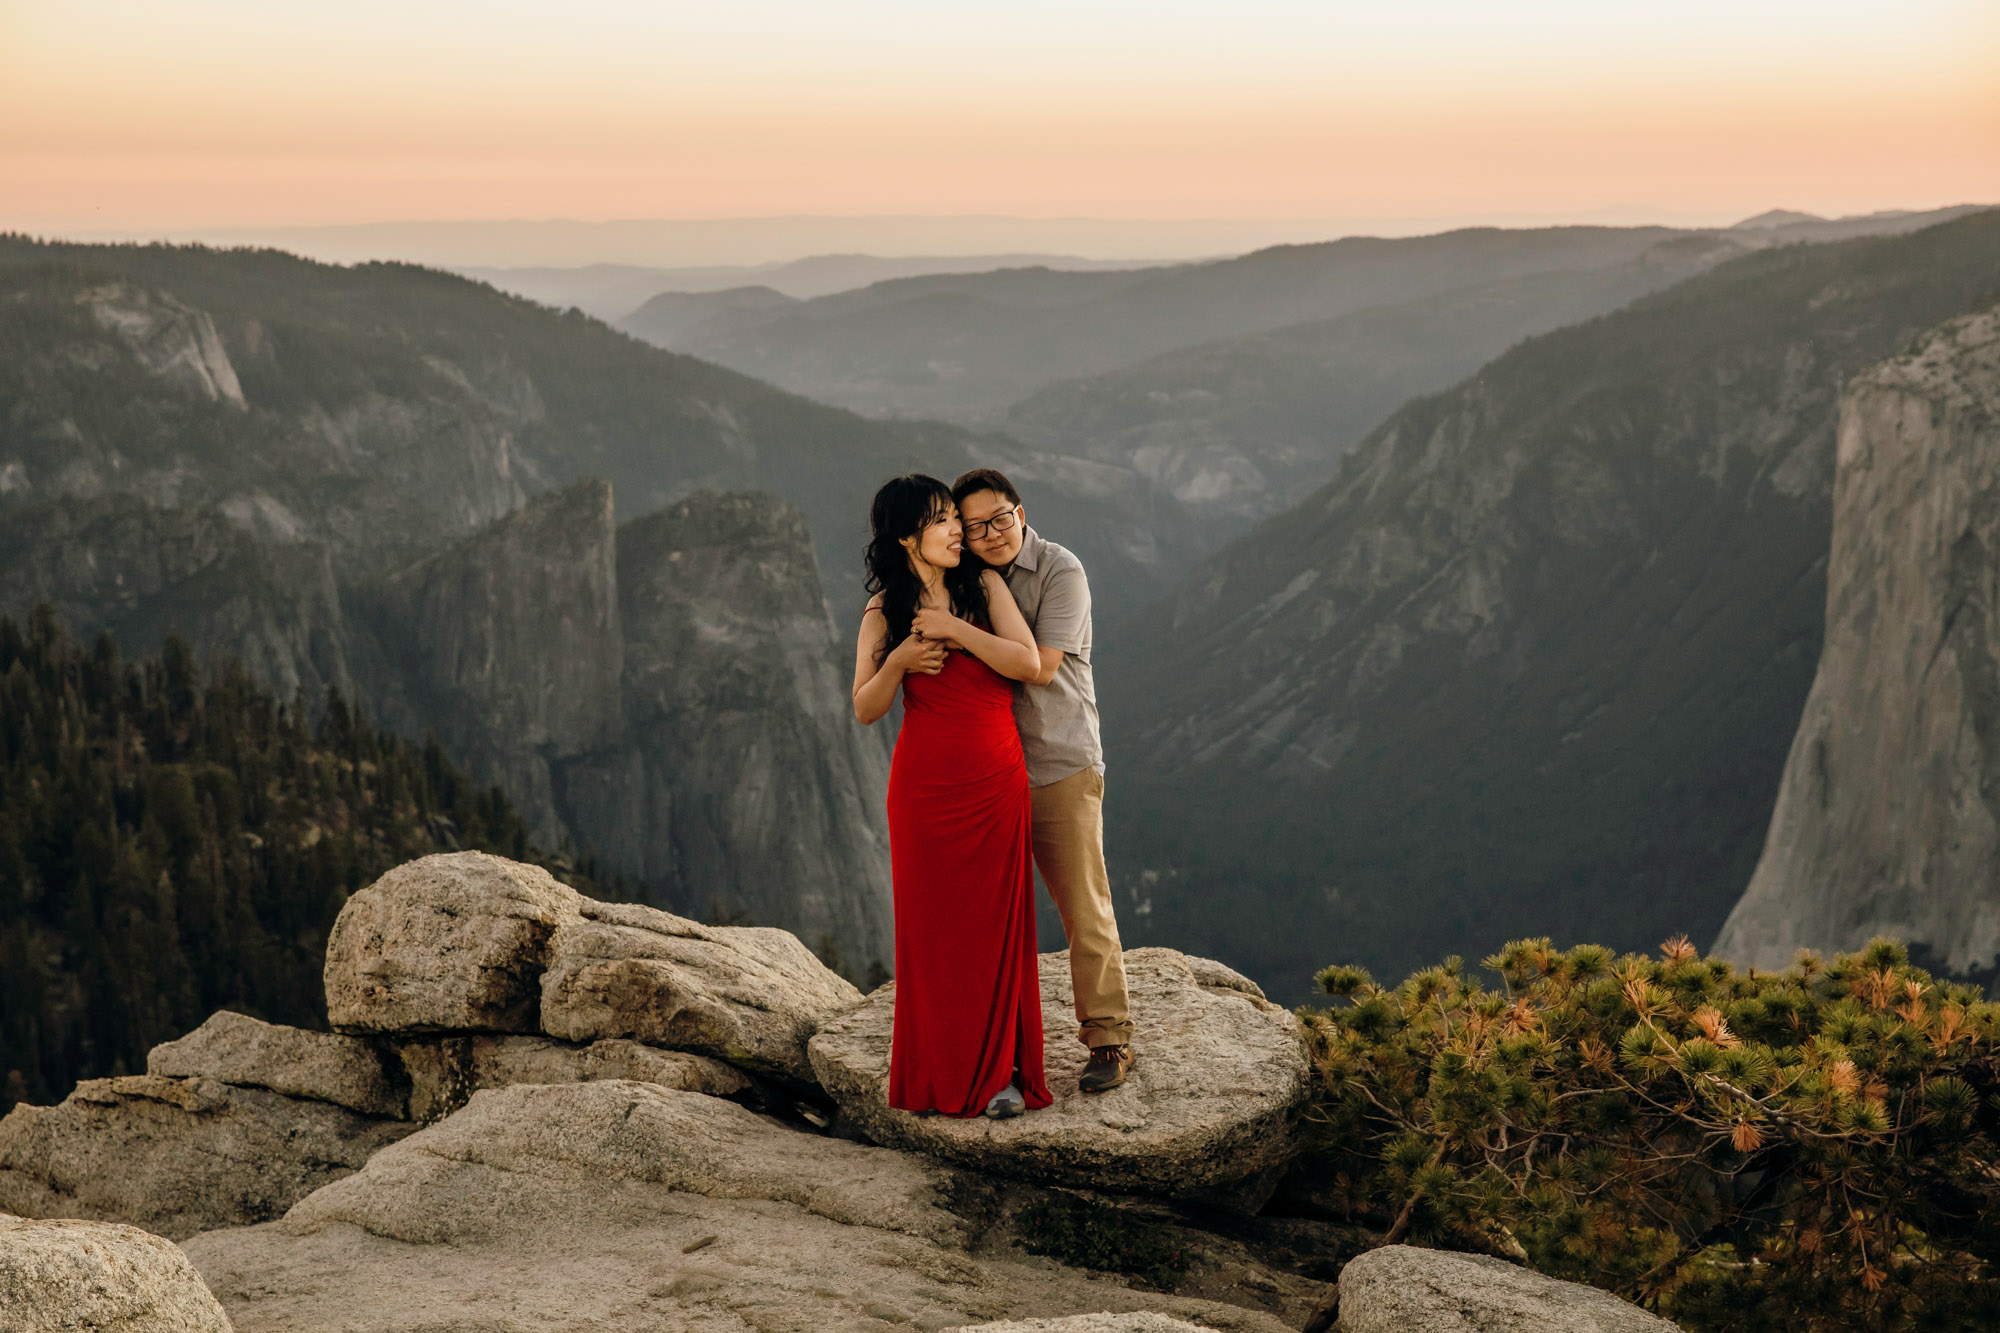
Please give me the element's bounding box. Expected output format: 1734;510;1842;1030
959;489;1025;566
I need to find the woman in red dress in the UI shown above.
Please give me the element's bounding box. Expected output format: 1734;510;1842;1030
851;474;1054;1119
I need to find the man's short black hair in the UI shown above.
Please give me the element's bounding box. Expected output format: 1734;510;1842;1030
951;467;1021;508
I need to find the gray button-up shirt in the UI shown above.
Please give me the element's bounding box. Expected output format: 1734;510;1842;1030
1001;526;1104;788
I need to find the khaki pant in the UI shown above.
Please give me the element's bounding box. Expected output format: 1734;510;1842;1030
1030;767;1133;1049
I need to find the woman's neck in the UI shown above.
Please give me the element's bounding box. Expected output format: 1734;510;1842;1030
911;560;946;602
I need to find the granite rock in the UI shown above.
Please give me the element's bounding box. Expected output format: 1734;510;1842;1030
0;1214;233;1333
0;1076;409;1241
1334;1246;1677;1333
807;948;1308;1210
182;1080;1296;1333
541;897;863;1084
1715;306;2000;976
148;1010;408;1119
323;851;581;1035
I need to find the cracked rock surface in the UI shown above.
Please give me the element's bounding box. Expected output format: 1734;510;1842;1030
182;1080;1297;1333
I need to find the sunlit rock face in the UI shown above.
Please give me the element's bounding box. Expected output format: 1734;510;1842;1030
1715;306;2000;979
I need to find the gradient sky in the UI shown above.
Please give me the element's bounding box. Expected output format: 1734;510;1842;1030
3;0;1995;246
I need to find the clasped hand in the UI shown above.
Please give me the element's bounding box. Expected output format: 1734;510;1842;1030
911;607;965;646
889;631;949;676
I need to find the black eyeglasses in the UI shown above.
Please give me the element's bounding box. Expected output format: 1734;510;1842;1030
963;507;1020;540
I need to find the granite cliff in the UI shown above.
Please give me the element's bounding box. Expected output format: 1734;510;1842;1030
349;481;893;973
1714;306;2000;981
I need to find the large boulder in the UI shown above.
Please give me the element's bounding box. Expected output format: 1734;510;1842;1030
149;1010;408;1119
540;897;862;1083
323;851;863;1085
324;851;581;1034
1335;1247;1679;1333
183;1080;1298;1333
0;1215;233;1333
390;1034;751;1122
0;1075;409;1241
807;948;1308;1210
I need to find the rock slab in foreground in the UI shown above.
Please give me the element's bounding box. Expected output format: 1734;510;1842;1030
808;947;1308;1210
0;1214;233;1333
184;1079;1294;1333
0;1075;410;1241
1336;1246;1679;1333
149;1009;408;1119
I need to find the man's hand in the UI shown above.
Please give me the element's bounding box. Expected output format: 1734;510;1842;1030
887;634;948;676
912;606;965;646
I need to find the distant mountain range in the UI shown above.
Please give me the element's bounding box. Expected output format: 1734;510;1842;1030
456;253;1163;321
618;206;1990;425
1097;209;2000;1001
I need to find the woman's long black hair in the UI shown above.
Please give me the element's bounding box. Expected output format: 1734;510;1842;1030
864;474;990;661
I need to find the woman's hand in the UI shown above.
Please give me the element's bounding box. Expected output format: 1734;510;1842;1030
888;633;948;676
912;606;965;646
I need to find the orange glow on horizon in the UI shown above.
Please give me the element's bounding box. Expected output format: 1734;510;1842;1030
1;1;1994;240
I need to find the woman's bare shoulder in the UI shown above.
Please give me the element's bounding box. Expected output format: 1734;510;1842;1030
864;591;886;613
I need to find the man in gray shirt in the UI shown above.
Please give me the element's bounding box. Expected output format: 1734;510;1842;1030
952;468;1134;1093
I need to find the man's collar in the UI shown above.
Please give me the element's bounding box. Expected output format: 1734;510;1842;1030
1010;525;1044;574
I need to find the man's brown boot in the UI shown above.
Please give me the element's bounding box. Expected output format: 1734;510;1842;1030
1079;1044;1131;1093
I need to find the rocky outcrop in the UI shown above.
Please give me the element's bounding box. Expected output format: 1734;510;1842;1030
1715;306;2000;975
148;1010;408;1119
5;848;1342;1329
0;1215;233;1333
1335;1246;1678;1332
82;282;246;409
808;948;1308;1209
0;1075;409;1241
181;1080;1301;1333
324;851;581;1034
324;851;861;1081
558;493;895;974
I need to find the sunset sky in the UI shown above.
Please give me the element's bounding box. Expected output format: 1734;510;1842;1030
3;0;1995;261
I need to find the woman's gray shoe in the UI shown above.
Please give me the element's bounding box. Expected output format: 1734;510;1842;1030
983;1082;1026;1118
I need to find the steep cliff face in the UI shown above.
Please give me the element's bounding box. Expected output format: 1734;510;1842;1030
0;495;352;707
559;494;893;974
347;484;891;974
1714;307;2000;978
360;479;625;852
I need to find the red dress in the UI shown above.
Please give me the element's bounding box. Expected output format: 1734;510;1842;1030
886;626;1054;1116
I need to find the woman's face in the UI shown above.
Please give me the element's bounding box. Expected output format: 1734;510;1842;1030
902;501;963;571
